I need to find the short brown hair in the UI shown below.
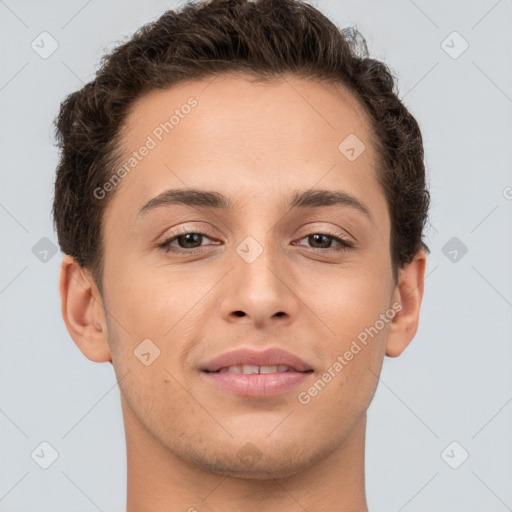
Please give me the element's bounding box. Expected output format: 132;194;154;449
52;0;430;291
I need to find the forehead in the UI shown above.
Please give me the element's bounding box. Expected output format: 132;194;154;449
104;73;384;222
120;72;376;155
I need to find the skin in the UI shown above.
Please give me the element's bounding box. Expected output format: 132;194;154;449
59;73;426;512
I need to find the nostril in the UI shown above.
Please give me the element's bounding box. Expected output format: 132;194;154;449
233;311;245;317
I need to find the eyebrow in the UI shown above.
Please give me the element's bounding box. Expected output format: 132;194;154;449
136;187;373;222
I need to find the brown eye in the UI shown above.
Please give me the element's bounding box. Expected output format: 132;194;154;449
158;231;217;253
296;232;354;251
308;234;333;249
174;233;204;249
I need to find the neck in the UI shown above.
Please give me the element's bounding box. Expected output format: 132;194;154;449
123;397;369;512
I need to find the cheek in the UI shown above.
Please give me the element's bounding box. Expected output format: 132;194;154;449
297;320;388;422
305;268;391;338
299;269;391;391
103;261;193;339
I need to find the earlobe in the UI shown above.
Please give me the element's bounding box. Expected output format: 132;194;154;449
59;255;112;363
385;250;427;358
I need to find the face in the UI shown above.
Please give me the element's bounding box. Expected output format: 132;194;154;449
98;73;399;478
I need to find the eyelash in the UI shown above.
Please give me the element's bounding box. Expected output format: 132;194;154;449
157;229;354;254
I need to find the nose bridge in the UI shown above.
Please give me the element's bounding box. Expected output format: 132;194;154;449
237;234;282;293
219;230;298;326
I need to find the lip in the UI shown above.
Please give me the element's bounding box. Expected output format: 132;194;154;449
199;347;314;398
201;371;312;397
199;347;313;373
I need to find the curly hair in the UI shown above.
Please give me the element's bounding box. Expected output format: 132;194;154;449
52;0;430;291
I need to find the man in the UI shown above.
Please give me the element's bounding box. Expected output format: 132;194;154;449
53;0;429;510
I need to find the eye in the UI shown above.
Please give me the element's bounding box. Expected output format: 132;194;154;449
157;230;354;255
157;231;219;254
295;232;354;251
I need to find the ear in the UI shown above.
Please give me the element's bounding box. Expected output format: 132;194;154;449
385;250;427;358
59;255;112;363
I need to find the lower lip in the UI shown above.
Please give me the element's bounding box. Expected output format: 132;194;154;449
201;371;313;398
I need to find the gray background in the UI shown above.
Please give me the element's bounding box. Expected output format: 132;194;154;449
1;0;511;511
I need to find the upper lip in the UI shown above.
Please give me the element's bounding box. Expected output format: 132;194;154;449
200;347;314;372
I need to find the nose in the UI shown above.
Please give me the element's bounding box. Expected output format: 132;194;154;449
218;241;299;329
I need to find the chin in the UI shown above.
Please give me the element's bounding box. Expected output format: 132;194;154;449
198;455;313;480
184;439;323;480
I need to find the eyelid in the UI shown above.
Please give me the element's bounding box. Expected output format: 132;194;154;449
157;227;217;252
156;222;215;243
294;222;354;243
157;226;355;255
294;231;354;250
